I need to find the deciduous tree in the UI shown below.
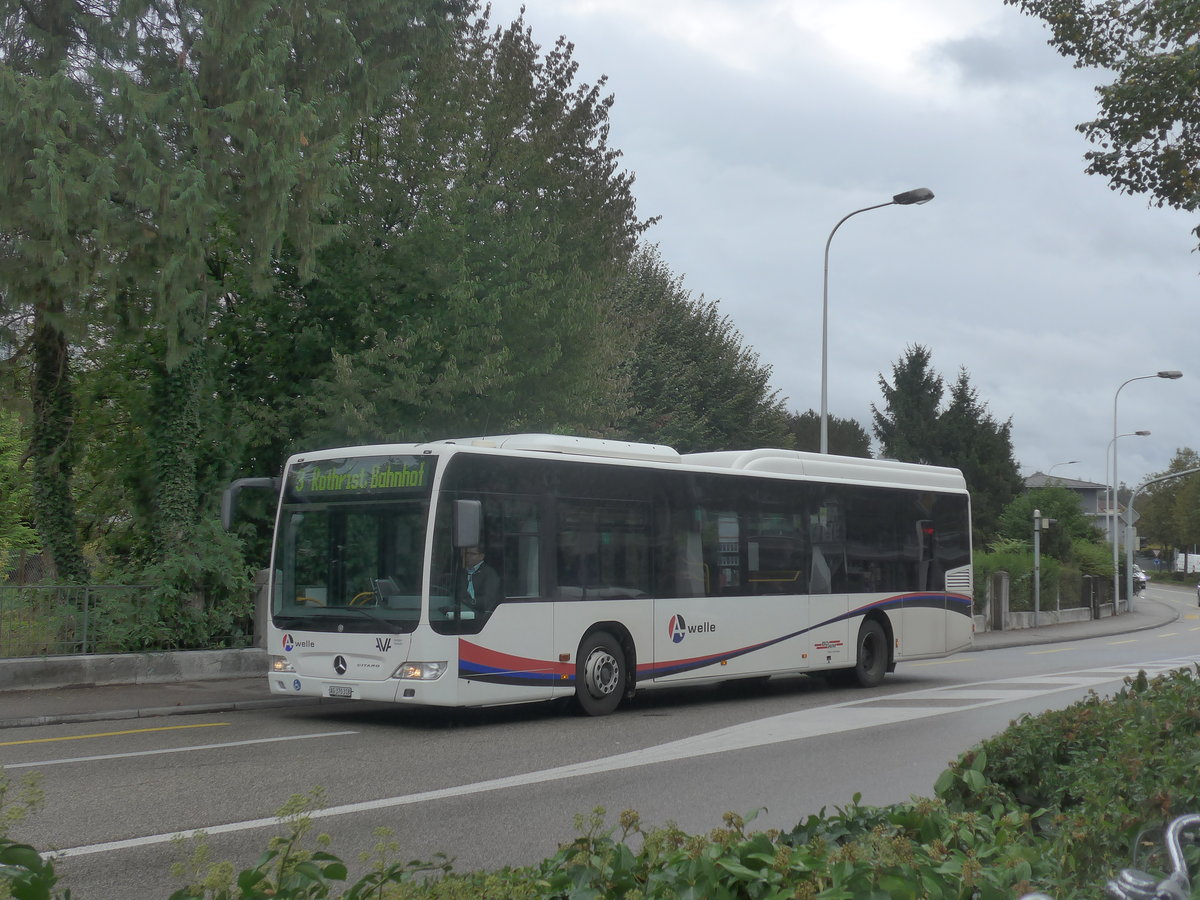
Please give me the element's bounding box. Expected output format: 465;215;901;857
250;12;651;454
784;410;871;457
1006;0;1200;247
608;245;792;453
1138;448;1200;558
999;486;1101;562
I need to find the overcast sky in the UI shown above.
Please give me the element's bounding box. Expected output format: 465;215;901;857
486;0;1197;491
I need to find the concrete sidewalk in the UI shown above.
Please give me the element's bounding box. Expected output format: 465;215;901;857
0;598;1182;730
0;649;329;729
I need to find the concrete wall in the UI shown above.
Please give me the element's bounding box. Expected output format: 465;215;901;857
0;648;266;692
1004;606;1099;630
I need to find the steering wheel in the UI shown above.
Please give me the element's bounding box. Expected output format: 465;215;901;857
349;591;375;606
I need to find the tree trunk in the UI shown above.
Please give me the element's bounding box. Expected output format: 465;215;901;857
29;299;88;584
151;349;205;613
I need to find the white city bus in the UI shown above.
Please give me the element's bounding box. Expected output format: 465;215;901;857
243;433;973;716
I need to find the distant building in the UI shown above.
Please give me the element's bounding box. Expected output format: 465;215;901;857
1023;472;1120;541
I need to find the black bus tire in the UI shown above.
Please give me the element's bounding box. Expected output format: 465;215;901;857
575;631;626;716
850;619;887;688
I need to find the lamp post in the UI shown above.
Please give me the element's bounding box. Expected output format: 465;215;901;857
1047;460;1079;481
1107;430;1149;610
820;187;934;454
1111;370;1182;609
1126;465;1200;606
1106;432;1149;535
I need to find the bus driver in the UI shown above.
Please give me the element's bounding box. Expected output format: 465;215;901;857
459;546;501;613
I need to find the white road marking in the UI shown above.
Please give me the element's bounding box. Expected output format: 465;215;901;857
46;655;1200;861
8;731;357;770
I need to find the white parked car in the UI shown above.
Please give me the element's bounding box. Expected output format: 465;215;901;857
1132;565;1149;593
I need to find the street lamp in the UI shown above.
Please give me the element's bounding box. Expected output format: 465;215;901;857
1111;370;1182;608
1106;432;1149;535
1047;460;1079;481
1126;465;1200;606
820;187;934;454
1107;431;1149;607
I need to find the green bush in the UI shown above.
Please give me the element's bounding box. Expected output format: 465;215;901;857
974;549;1079;613
1071;539;1113;578
937;666;1200;895
0;605;64;657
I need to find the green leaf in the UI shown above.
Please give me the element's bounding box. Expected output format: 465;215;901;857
715;859;762;880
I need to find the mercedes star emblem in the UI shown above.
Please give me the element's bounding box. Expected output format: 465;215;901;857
333;655;347;675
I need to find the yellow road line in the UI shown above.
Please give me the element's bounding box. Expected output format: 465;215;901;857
0;722;230;747
1029;648;1070;654
1107;639;1137;645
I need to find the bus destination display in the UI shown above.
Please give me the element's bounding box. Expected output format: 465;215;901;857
287;456;434;500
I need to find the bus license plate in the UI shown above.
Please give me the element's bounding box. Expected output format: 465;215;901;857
328;685;353;699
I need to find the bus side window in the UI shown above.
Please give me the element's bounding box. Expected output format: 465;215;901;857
555;500;650;600
556;511;589;600
496;498;541;600
694;507;740;597
673;530;706;598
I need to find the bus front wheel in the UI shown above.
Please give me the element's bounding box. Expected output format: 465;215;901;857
575;632;626;716
850;620;887;688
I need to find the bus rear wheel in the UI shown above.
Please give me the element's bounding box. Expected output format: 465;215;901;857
849;619;887;688
575;631;626;716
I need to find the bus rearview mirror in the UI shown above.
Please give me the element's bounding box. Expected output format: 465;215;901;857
453;499;482;548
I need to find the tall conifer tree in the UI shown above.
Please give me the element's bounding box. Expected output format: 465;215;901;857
872;345;943;464
0;0;114;581
1;0;460;592
873;345;1021;546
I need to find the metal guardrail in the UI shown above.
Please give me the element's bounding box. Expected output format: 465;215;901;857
0;585;151;656
0;585;252;657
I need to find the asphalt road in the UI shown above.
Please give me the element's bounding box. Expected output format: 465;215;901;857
4;583;1198;899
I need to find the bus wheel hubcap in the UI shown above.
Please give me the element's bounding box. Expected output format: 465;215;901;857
585;650;619;697
862;637;876;668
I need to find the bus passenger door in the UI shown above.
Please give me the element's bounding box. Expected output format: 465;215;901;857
899;520;947;657
807;544;849;669
442;495;559;704
552;499;655;698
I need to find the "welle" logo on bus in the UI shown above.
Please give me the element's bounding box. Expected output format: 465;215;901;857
667;614;716;644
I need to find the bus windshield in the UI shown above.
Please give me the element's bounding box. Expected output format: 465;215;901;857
272;501;428;634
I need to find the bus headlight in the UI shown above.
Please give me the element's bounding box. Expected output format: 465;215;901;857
270;656;296;674
396;661;447;680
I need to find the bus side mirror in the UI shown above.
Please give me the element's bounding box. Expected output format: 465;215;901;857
453;499;482;548
221;477;280;531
